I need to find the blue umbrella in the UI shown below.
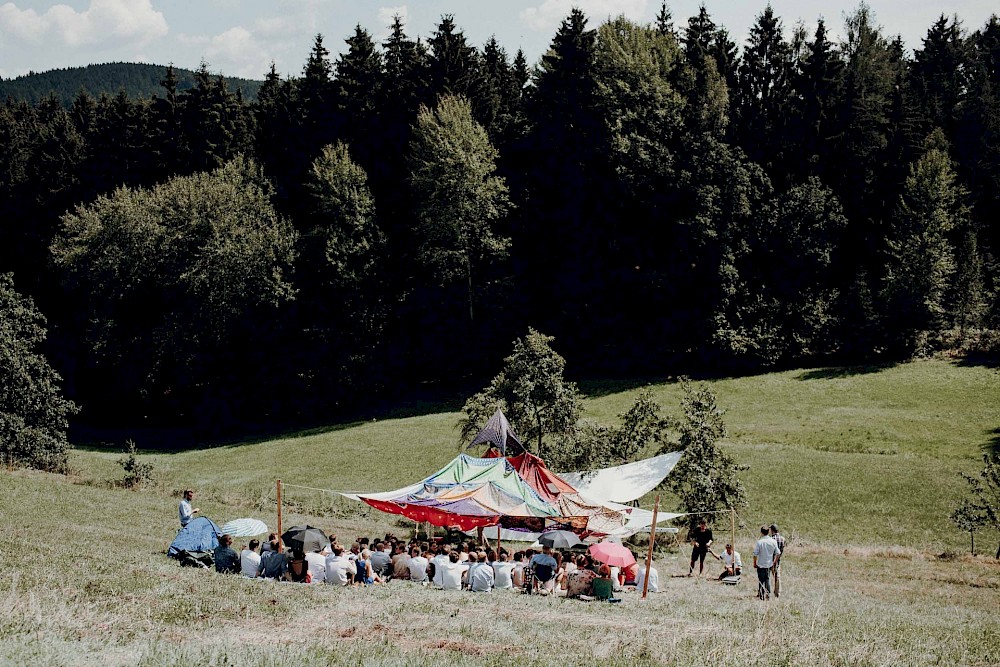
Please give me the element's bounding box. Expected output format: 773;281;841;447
219;518;269;537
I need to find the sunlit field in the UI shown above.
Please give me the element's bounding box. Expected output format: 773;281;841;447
4;358;998;666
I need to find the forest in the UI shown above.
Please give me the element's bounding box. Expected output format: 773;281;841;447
2;3;999;448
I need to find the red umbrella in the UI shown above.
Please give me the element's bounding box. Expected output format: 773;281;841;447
588;541;636;567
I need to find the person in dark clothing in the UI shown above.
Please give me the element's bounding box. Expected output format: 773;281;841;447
213;534;240;574
687;519;713;577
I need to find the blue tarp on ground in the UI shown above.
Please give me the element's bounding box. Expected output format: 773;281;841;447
168;516;222;557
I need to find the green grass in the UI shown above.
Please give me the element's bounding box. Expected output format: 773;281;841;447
4;358;999;666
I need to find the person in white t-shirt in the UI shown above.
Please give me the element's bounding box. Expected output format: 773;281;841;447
635;562;659;593
492;551;515;589
407;547;429;583
431;545;452;587
438;551;467;590
305;549;327;584
324;544;357;586
240;539;262;578
714;544;743;579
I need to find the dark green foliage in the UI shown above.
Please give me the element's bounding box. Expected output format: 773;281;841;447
0;273;76;473
953;454;1000;558
117;439;154;489
0;62;261;107
460;329;583;460
664;379;748;528
51;156;297;423
0;7;998;434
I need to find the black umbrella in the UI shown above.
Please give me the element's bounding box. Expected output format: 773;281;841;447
538;530;584;549
280;525;328;553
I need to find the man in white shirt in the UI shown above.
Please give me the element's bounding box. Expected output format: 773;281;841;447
324;545;357;586
438;551;468;590
492;552;515;589
178;489;199;528
753;526;780;600
467;552;494;592
305;549;327;584
431;545;452;587
636;562;659;593
715;543;742;579
240;539;261;578
407;547;429;583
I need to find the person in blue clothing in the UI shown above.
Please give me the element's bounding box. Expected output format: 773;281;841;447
354;548;376;586
213;534;240;574
529;545;558;594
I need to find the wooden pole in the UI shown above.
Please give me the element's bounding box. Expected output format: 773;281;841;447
730;508;736;575
497;524;502;557
642;494;660;600
276;479;283;539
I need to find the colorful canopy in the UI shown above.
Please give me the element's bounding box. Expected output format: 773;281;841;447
356;454;564;531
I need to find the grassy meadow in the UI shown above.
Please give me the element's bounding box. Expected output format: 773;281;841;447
3;357;999;666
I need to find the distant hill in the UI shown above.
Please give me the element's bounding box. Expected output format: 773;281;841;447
0;62;263;106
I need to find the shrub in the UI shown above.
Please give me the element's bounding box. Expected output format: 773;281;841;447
117;440;154;489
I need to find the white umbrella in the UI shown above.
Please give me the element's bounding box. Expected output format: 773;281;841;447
219;518;269;537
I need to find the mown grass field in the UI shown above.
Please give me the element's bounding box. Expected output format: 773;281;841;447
3;358;999;666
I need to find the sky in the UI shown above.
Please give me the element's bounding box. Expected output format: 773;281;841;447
0;0;997;80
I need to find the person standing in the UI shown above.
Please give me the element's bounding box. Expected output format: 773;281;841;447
687;519;713;576
178;489;199;528
752;526;780;600
769;524;786;598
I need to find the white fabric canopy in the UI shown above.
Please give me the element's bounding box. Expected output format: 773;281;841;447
560;451;683;503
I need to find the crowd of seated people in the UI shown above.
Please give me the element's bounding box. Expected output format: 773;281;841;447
214;531;661;597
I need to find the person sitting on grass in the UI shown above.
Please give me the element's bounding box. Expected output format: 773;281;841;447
324;544;357;586
438;551;467;591
713;544;742;579
565;561;597;599
529;545;558;594
256;537;288;579
492;550;515;590
467;551;495;592
392;543;410;580
407;546;429;583
635;561;659;593
354;549;376;586
285;550;312;583
214;534;240;574
305;546;327;584
240;539;261;578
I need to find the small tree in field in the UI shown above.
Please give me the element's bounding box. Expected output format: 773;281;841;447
460;329;582;459
664;378;748;529
117;439;154;489
953;455;1000;558
950;498;987;555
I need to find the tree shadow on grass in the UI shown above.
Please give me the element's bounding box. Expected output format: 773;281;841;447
796;362;899;381
986;428;1000;458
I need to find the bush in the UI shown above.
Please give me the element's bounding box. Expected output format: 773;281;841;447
0;273;77;473
117;440;154;489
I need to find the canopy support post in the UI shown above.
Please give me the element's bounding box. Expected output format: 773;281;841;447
730;508;736;576
276;479;283;539
642;494;660;600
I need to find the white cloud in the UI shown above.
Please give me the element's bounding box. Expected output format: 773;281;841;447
177;26;274;78
520;0;648;32
0;0;168;48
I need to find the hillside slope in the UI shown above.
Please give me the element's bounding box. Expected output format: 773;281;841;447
0;62;262;106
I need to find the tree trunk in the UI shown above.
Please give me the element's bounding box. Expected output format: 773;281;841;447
995;539;999;560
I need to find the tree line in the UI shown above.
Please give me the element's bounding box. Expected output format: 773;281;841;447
2;3;999;438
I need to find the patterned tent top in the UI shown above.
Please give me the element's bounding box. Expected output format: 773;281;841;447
358;454;563;531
